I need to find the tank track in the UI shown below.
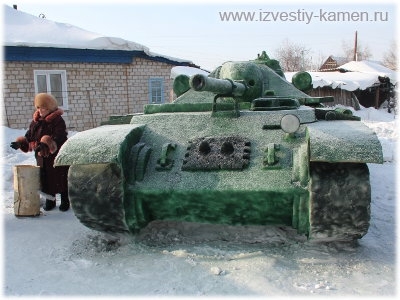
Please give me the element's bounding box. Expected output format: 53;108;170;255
309;162;371;241
68;163;130;234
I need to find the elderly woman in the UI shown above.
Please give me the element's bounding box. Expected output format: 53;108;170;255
11;93;70;211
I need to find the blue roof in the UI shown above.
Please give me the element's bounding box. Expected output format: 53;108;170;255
4;46;193;66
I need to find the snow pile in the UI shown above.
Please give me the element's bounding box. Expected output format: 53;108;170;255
352;106;397;162
170;66;210;79
1;107;397;296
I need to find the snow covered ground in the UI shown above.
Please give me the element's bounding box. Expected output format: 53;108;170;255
1;106;397;297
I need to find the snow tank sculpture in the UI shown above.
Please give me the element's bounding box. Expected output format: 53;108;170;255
55;54;383;242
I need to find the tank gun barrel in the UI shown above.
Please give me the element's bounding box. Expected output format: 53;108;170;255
190;74;247;97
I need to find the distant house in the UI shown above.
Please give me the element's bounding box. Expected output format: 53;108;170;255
2;5;196;131
286;60;397;108
319;55;348;71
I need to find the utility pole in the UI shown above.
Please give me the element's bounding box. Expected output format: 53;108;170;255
353;31;358;61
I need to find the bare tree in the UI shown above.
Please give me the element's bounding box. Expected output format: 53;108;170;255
274;38;312;72
341;39;372;61
309;51;327;71
382;41;397;70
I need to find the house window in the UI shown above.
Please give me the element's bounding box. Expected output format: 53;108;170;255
34;70;68;109
149;78;164;104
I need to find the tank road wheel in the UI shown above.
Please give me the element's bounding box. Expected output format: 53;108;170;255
309;162;371;242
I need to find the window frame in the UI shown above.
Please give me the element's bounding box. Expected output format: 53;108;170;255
33;70;69;109
148;77;164;104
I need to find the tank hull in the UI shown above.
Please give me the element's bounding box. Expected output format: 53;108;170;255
56;108;381;241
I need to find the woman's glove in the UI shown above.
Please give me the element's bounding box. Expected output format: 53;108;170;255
35;142;50;157
11;137;29;152
10;142;21;150
38;135;58;156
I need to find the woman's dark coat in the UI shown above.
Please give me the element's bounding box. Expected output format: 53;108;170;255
22;109;69;196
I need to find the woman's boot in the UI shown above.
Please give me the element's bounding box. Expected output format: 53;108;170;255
44;199;56;211
59;192;70;212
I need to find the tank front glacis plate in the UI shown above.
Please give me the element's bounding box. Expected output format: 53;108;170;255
129;111;309;190
125;111;311;230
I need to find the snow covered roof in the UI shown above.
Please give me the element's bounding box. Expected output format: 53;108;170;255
286;60;397;92
330;56;348;65
3;5;192;65
339;61;397;83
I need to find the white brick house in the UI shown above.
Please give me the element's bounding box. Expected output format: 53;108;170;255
2;5;195;131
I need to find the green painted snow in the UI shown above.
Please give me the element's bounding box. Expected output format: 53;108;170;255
54;124;145;166
175;61;310;104
307;121;383;163
128;189;305;229
56;55;384;238
123;111;311;233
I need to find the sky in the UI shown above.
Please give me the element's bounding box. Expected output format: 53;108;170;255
1;0;398;71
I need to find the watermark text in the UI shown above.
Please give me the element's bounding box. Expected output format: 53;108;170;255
218;9;390;24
